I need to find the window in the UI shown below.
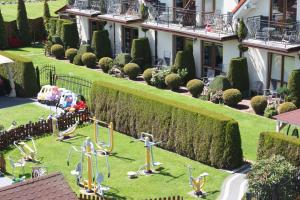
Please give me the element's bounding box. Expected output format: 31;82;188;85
89;20;104;42
122;26;138;53
174;36;193;53
202;42;223;77
271;0;297;23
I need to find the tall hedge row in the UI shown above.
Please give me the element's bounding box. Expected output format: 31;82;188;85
0;51;39;97
288;69;300;108
90;81;243;169
48;17;58;36
257;132;300;167
91;30;111;59
17;0;31;44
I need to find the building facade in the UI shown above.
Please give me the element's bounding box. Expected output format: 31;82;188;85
57;0;300;92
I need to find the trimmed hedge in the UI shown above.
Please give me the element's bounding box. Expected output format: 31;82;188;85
0;51;39;97
187;79;204;98
258;132;300;166
288;69;300;108
81;52;97;68
51;44;64;59
124;63;140;80
0;9;7;49
73;54;83;66
78;44;93;55
209;75;232;93
227;57;249;96
48;17;57;36
278;102;297;114
114;53;131;67
90;81;244;169
251;96;268;115
173;48;196;82
65;48;77;63
165;73;181;90
91;30;112;59
131;38;151;70
223;89;242;107
143;68;153;85
61;22;79;49
99;57;113;73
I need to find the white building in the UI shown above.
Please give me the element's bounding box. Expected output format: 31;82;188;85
56;0;300;92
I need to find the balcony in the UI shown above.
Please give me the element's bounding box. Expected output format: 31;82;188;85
244;15;300;53
142;5;236;41
65;0;103;16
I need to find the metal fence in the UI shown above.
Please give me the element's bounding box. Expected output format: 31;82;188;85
36;65;56;87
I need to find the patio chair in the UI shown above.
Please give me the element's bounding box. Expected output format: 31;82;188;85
8;156;25;177
282;30;297;46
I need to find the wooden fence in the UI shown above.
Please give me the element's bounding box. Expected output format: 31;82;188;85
78;194;183;200
0;110;90;151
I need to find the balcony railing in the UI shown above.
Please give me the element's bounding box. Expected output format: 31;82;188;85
146;5;234;35
246;15;300;45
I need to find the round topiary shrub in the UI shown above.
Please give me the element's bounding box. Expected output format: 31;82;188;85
81;52;97;68
278;102;297;114
165;73;181;91
50;44;64;59
99;57;113;73
209;75;232;93
143;68;154;85
73;54;83;66
187;79;204;98
223;89;242;107
124;63;141;80
251;96;268;115
65;48;78;63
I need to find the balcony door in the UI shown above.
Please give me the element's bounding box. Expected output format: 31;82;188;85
122;26;138;53
271;0;297;23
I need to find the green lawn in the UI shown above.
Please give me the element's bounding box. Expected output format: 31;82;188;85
4;47;277;161
0;0;65;21
2;103;228;199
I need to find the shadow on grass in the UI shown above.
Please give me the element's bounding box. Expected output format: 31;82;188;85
201;190;220;199
155;167;185;183
0;97;34;109
104;186;133;200
111;153;135;162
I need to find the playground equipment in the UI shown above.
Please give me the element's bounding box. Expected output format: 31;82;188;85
187;165;209;197
51;117;79;141
131;133;162;176
7;156;25;177
13;137;38;161
6;121;17;132
58;90;77;109
92;117;114;154
67;137;111;196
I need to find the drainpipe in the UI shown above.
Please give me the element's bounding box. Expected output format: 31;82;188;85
113;22;116;57
155;30;158;61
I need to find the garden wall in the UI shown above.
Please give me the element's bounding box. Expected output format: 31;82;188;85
0;51;39;97
258;132;300;166
90;81;244;169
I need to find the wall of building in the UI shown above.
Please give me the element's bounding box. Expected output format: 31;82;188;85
216;0;238;14
223;40;240;74
193;39;202;78
76;16;90;44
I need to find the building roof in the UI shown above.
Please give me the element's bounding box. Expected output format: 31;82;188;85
55;5;70;14
273;109;300;126
0;172;78;200
232;0;247;14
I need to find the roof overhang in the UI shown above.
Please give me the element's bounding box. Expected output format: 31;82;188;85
243;39;300;53
64;9;101;17
274;109;300;127
97;14;143;24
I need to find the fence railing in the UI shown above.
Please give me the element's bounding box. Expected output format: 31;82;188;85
0;110;90;151
78;194;183;200
36;65;56;87
246;15;300;44
146;5;234;34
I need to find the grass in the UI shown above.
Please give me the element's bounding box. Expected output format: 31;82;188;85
2;102;228;199
0;0;65;21
4;47;277;161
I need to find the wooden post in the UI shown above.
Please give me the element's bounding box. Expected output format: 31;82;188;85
0;152;6;173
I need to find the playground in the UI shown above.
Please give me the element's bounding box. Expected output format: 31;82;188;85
1;101;228;199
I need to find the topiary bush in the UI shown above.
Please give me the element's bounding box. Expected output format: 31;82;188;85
143;68;153;85
114;53;131;67
78;44;93;55
61;22;79;49
131;38;151;70
186;79;204;98
65;48;77;63
165;73;181;91
278;102;297;114
50;44;64;59
90;81;244;169
0;9;7;49
251;96;268;115
17;0;31;44
223;89;242;107
73;54;83;66
50;35;63;45
124;63;141;80
173;47;196;82
288;69;300;108
264;106;278;118
81;52;97;68
150;69;170;88
91;30;112;59
99;57;113;73
227;57;249;96
209;75;232;93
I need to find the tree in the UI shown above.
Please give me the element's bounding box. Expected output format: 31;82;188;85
248;155;299;200
43;0;51;20
0;8;7;49
237;18;248;57
17;0;31;44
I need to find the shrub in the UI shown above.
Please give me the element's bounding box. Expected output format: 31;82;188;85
142;68;153;85
186;79;204;98
17;0;30;44
278;102;297;114
150;68;170;88
50;35;63;45
99;57;113;73
90;81;243;169
131;38;151;70
91;30;112;59
81;52;97;68
248;155;299;199
48;17;57;36
264;106;278;118
0;9;7;49
78;44;93;55
65;48;77;63
61;22;79;49
165;73;181;91
73;54;83;66
43;0;51;20
140;3;149;20
227;57;249;96
124;63;141;80
173;48;196;82
223;89;242;107
209;75;232;93
210;90;224;104
114;53;131;67
50;44;64;59
251;96;268;115
288;69;300;107
0;51;39;97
